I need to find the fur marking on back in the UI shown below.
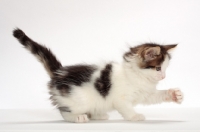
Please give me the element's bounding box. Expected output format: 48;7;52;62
94;64;112;97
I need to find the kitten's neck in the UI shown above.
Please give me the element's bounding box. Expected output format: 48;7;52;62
122;61;158;86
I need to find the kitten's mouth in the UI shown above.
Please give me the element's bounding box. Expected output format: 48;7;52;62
159;76;165;81
154;75;166;82
157;72;166;81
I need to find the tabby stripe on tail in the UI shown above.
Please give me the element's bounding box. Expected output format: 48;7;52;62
13;29;62;78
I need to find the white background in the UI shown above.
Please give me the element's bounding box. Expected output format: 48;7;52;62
0;0;200;109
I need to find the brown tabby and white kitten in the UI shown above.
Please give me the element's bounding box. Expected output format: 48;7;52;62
13;29;183;123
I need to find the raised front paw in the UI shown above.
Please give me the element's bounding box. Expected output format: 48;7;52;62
167;88;183;104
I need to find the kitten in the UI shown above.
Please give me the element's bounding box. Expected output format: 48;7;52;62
13;29;183;123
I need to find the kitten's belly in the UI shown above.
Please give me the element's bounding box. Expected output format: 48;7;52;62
52;84;114;114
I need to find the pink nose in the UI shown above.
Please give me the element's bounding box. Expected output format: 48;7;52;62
162;75;166;79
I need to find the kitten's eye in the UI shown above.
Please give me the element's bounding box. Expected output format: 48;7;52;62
156;67;161;71
145;66;155;69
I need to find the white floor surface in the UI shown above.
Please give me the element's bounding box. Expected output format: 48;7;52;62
0;108;200;132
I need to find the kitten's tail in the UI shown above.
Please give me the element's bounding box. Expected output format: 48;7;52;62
13;28;62;78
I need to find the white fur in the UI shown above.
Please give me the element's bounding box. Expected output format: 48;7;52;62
50;56;183;123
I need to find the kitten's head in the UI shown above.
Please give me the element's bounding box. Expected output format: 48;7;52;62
123;43;177;82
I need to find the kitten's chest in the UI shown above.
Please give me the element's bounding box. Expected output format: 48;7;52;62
128;85;156;104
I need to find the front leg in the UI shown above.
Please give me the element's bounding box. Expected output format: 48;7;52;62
144;88;184;104
114;99;145;121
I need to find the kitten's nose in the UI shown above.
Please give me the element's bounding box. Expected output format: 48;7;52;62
161;73;166;79
162;75;166;79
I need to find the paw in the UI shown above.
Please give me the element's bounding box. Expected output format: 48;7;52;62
167;88;183;104
75;114;89;123
130;114;145;121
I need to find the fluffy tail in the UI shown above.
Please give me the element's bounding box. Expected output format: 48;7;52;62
13;28;62;78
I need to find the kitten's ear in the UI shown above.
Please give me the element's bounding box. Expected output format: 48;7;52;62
144;46;161;61
123;52;135;62
163;44;178;52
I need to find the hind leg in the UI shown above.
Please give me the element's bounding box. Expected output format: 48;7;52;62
60;111;89;123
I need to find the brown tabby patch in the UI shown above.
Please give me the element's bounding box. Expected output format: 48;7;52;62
124;43;177;69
